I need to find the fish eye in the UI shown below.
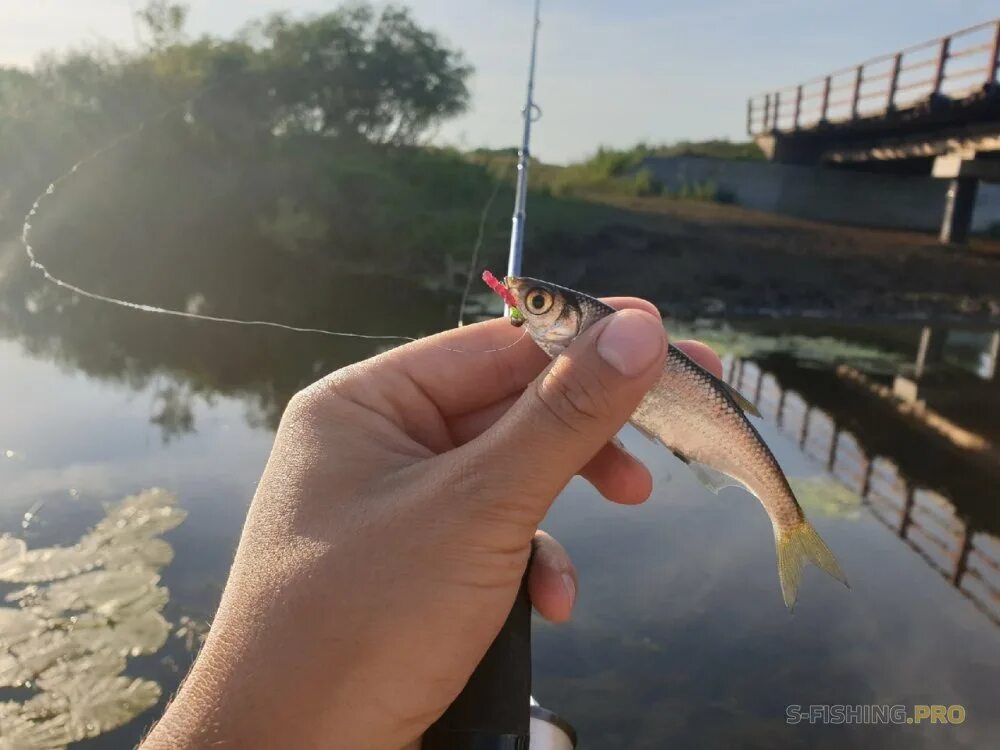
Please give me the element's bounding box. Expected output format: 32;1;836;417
526;288;553;314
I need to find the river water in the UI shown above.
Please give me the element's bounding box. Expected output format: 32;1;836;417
0;264;997;749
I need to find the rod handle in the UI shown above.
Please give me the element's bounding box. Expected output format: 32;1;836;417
423;578;532;749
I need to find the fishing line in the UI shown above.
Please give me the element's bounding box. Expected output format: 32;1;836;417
18;77;528;355
456;165;508;327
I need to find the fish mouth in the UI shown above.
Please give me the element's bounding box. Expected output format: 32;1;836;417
503;277;527;326
504;276;527;303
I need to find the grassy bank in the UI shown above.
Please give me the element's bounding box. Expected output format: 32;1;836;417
469;140;761;203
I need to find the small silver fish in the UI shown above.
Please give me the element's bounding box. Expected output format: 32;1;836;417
506;276;848;608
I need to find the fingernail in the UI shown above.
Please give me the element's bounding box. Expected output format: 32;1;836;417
561;572;576;607
597;311;664;376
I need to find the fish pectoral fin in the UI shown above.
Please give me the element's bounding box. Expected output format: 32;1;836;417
688;462;750;496
626;423;694;468
719;380;762;418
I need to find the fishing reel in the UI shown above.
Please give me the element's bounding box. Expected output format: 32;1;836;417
530;697;577;750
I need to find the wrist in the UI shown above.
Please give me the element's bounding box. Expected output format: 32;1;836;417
140;617;372;750
139;655;229;749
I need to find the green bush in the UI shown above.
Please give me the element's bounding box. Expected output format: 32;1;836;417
650;139;764;161
677;180;718;201
657;179;734;203
631;168;663;197
523;141;756;200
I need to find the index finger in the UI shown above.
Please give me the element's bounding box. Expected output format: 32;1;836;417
387;297;661;418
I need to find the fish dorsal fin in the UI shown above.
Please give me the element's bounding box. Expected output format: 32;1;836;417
688;462;754;497
719;380;761;418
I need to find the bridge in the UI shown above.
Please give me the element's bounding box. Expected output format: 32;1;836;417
747;19;1000;244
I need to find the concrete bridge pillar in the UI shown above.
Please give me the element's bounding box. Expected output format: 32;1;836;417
987;330;1000;382
933;154;1000;245
938;177;979;244
914;326;946;379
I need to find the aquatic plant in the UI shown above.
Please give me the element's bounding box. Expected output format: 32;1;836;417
0;488;186;749
668;321;907;372
788;477;861;521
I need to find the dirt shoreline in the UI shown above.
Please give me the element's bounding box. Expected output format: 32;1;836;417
530;197;1000;325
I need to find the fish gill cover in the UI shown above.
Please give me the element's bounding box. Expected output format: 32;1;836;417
0;488;188;749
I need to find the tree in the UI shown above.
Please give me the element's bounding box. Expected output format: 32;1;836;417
137;1;189;50
258;4;472;144
0;1;475;241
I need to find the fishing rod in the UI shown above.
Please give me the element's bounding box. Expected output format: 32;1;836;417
505;0;542;291
425;2;576;748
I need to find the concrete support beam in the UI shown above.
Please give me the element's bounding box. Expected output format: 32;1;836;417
939;178;978;244
914;326;946;379
987;330;1000;382
893;375;922;404
932;153;1000;181
826;131;1000;166
753;134;826;165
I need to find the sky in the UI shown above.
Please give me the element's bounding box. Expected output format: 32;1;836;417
2;0;998;163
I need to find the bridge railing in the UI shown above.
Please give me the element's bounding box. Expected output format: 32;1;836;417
747;18;1000;135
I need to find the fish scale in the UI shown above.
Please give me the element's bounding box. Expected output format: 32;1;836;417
503;275;848;609
643;347;803;529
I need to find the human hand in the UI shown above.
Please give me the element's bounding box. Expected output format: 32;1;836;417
141;298;721;750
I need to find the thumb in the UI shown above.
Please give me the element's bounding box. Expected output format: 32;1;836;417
465;308;667;522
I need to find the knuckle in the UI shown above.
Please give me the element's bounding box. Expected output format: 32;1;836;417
536;361;611;431
284;387;320;423
284;383;332;425
285;363;365;419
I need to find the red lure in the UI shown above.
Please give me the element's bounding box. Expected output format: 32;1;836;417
481;270;519;310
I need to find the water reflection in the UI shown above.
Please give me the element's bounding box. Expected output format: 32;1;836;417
1;246;999;746
730;357;1000;627
1;235;454;438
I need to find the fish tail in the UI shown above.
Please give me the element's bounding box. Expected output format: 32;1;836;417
773;519;848;609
